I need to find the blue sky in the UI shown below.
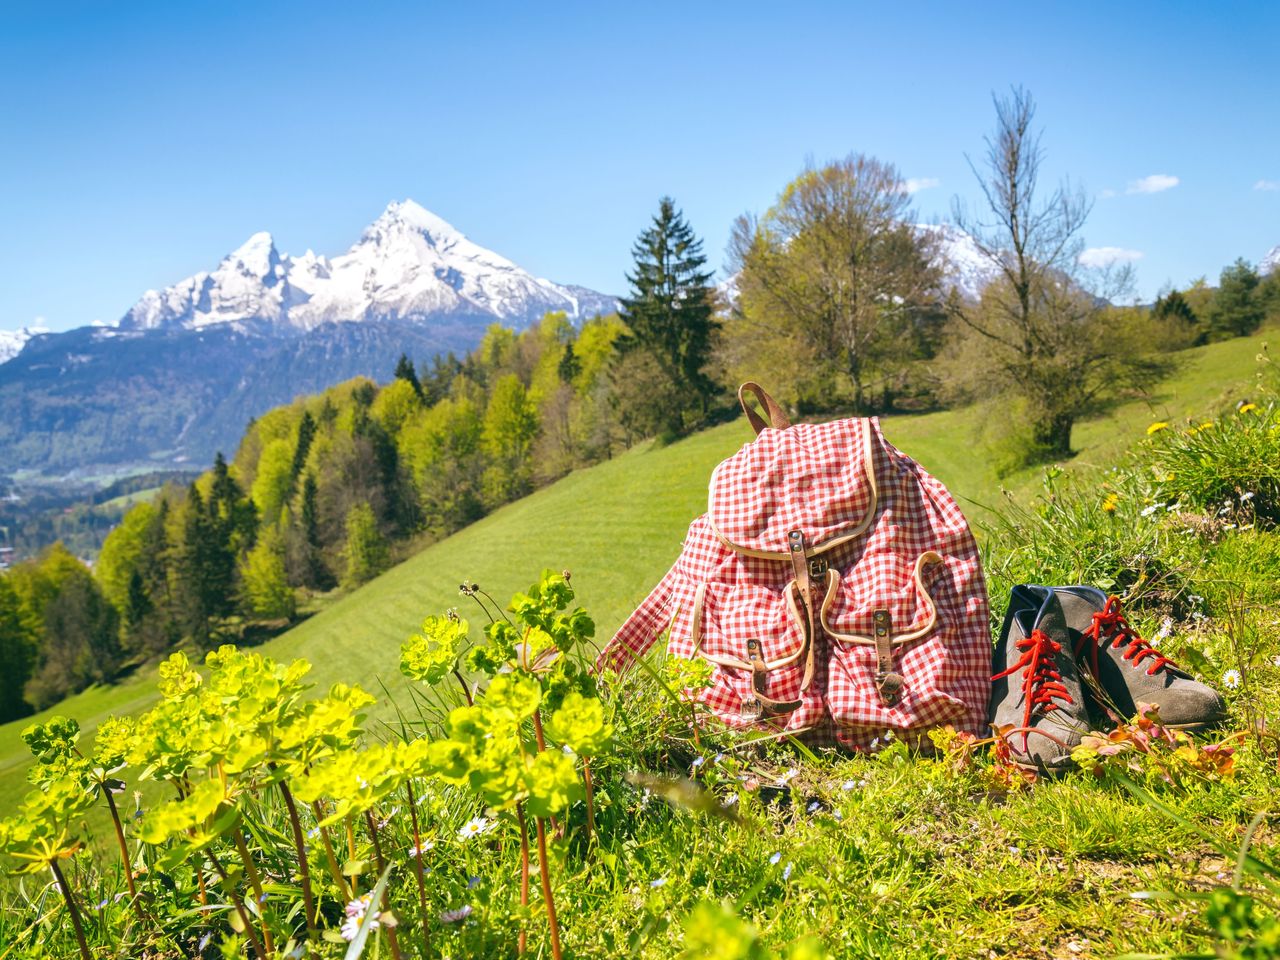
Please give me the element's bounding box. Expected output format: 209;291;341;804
2;1;1277;332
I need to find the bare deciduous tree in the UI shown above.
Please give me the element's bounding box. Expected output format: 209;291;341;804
947;87;1163;462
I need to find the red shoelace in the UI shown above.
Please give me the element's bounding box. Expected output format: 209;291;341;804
992;628;1074;732
1075;596;1174;677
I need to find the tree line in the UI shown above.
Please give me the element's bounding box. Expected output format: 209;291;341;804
3;87;1277;720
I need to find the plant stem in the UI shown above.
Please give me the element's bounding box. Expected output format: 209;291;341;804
516;802;531;955
312;801;351;898
405;781;431;956
101;785;139;900
233;829;274;956
531;711;561;835
452;668;474;706
582;758;596;846
208;849;265;960
364;810;403;960
277;779;318;939
345;816;359;897
533;815;563;960
49;858;92;960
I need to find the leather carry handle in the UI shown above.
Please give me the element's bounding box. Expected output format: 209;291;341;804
737;382;792;435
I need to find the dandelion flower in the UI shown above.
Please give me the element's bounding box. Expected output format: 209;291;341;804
440;905;473;924
1146;421;1168;435
1239;403;1258;414
1222;669;1242;690
1101;493;1120;513
458;816;493;841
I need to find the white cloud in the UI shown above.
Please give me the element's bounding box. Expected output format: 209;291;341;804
1126;174;1179;195
902;177;940;194
1079;247;1144;268
1098;188;1117;199
1255;179;1280;192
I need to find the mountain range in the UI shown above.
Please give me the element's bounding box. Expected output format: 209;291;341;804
0;201;617;482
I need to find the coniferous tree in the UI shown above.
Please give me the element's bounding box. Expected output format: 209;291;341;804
619;197;718;431
394;353;424;400
289;411;318;486
1207;258;1264;340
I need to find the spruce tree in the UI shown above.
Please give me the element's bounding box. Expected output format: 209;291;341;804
289;411;317;485
1207;258;1264;340
394;353;424;400
619;197;718;430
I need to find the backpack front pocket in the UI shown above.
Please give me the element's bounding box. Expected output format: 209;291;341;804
682;579;810;725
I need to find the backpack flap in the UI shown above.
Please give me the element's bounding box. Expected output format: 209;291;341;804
707;417;878;559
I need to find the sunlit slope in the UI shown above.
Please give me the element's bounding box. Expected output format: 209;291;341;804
0;330;1266;807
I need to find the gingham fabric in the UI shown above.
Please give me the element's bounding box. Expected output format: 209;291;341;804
598;415;991;749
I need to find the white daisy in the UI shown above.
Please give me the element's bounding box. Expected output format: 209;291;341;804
1222;669;1242;690
458;816;493;841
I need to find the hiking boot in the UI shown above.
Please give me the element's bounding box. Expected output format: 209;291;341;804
1053;586;1226;730
990;585;1092;771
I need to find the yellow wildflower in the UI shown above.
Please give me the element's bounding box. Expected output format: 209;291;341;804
1146;421;1169;435
1101;493;1120;513
1198;421;1214;430
1239;403;1258;414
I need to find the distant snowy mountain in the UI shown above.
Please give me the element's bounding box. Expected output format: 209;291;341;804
121;200;617;333
0;201;618;480
0;324;47;365
1261;243;1280;277
717;224;1003;306
917;223;1003;300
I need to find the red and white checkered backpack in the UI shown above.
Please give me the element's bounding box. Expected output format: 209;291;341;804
597;383;991;748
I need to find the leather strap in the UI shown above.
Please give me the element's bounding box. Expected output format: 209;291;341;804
740;638;802;719
873;609;905;706
788;530;821;699
738;382;792;435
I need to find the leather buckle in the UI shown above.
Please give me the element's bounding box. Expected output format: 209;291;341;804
808;556;828;579
740;695;763;721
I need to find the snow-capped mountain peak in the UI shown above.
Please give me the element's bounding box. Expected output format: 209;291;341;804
116;200;617;334
0;323;48;364
1261;243;1280;276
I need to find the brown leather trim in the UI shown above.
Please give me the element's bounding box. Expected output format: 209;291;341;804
707;418;879;560
689;581;807;671
820;551;944;646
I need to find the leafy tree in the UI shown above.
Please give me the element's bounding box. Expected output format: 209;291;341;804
0;575;36;721
945;87;1165;463
1206;258;1264;340
726;155;943;412
371;377;421;438
23;554;120;710
482;374;540;506
394;353;424;400
619;197;718;431
342;503;389;587
96;502;159;618
239;524;296;619
398;395;485;537
251;439;295;527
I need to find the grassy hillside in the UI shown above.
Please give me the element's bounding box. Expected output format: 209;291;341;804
0;331;1267;806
